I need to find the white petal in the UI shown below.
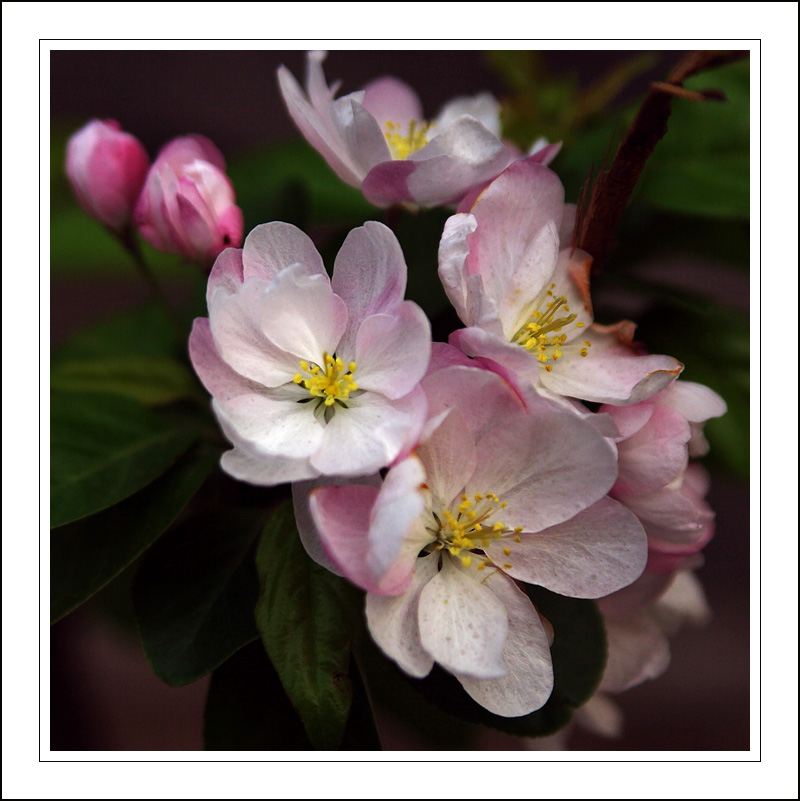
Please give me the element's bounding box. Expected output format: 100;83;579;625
435;92;502;137
457;570;553;716
366;553;438;678
241;221;326;284
418;555;508;680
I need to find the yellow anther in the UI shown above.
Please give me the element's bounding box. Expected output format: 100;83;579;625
538;353;549;363
474;523;483;532
493;522;504;532
513;527;523;534
545;365;553;372
503;547;511;556
477;562;486;571
348;362;357;372
293;374;303;384
504;562;513;569
500;501;508;509
576;322;585;328
474;494;484;501
461;556;472;568
514;535;522;543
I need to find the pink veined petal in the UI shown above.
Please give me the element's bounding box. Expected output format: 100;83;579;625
597;569;675;619
175;191;214;262
366;553;438;679
361;76;423;130
601;402;656;441
614;405;692;496
426;341;477;374
421;364;527;448
331;221;408;354
623;479;714;542
600;611;671;693
456;570;553;717
241;221;326;284
450;325;542;387
467;403;618;532
367;455;428;582
353;303;431;400
488;497;647;599
309;387;427;477
157;134;226;171
540;326;684;405
206;245;245;304
415;408;478;508
417;555;509;680
651;570;711;633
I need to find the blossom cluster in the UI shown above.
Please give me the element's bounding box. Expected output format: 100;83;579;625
65;51;726;725
66;121;243;264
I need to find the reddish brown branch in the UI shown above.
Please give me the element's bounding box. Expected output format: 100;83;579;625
574;50;748;274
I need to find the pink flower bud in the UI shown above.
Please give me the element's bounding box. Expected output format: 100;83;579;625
65;119;150;233
134;135;244;265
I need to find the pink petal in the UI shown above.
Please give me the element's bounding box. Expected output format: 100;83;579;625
488;497;647;599
353;303;431;399
361;76;423;130
241;222;326;284
600;612;671;693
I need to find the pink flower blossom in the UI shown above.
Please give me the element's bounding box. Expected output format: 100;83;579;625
440;158;684;405
135;135;243;264
297;364;647;716
65;119;150;233
190;221;431;485
600;381;726;566
277;51;553;209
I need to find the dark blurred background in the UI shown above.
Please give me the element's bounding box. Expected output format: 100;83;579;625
50;48;750;752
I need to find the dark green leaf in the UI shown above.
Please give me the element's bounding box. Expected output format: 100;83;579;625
227;140;374;230
51;355;200;406
52;302;183;365
133;508;266;686
639;60;750;219
51;445;219;622
254;501;361;750
389;586;606;739
51;392;199;527
204;640;313;751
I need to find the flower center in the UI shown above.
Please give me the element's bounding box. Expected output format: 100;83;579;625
294;353;358;412
426;492;522;571
384;119;433;160
510;284;591;372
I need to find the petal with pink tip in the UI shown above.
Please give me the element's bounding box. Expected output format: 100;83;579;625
361;76;423;130
457;570;553;716
418;555;508;680
206;247;244;303
241;222;326;284
331;221;408;353
488;497;647;599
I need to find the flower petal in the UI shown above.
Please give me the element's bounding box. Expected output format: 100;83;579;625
241;221;326;284
600;612;671;693
361;76;423;130
457;570;553;716
354;303;431;399
434;92;502;137
366;553;438;678
331;221;408;354
418;555;508;680
206;247;244;304
540;327;683;405
488;497;648;598
309;387;427;477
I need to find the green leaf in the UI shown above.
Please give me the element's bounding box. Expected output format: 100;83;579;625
391;586;606;739
227;140;374;230
254;501;361;750
204;640;313;751
51;355;200;406
133;508;266;686
639;60;750;219
52;302;183;365
51;392;199;527
51;445;219;622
